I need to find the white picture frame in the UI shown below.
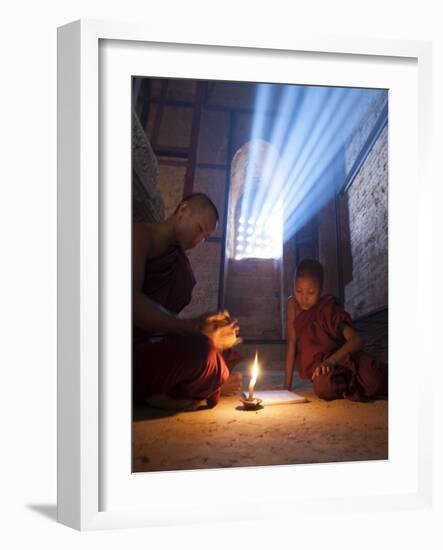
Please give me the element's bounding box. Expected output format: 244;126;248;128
57;19;434;531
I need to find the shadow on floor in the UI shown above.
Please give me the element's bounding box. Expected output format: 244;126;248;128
133;405;180;422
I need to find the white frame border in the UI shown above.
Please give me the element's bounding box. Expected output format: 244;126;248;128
57;19;433;531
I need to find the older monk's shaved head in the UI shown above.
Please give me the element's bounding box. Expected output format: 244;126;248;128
175;192;219;223
172;192;219;250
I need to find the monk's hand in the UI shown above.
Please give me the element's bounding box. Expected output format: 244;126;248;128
192;310;231;332
207;310;232;323
208;319;240;351
193;311;241;351
311;362;333;380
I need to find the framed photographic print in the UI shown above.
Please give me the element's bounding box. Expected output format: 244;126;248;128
57;19;433;530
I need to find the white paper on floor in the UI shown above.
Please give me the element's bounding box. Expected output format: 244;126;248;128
242;390;308;405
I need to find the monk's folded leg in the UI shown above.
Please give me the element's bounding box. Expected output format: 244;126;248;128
313;368;349;401
167;334;230;406
133;333;229;408
353;352;388;399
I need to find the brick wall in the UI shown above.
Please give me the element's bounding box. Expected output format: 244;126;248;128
193;167;226;239
180;241;222;318
157;164;186;218
223;140;284;338
344;92;387;172
310;92;388;319
136;79;388;330
225;258;282;339
344;124;388;318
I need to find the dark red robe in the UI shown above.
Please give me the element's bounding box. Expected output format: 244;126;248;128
293;294;388;401
133;243;196;345
133;244;231;407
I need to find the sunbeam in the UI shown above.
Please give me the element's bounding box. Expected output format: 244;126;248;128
235;83;387;260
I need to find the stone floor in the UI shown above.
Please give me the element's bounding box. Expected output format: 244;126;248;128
133;369;388;472
132;311;389;473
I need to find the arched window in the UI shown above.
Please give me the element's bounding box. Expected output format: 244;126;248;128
234;194;282;260
227;139;282;261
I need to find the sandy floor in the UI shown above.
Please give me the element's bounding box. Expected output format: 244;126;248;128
132;369;388;472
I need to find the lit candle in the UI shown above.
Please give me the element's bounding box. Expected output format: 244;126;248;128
248;352;259;399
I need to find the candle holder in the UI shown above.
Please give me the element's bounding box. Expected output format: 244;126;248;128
240;396;263;410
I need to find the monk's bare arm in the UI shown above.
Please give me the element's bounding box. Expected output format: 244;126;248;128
284;297;297;390
325;323;363;367
132;224;194;334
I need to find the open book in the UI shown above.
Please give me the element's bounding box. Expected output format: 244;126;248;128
242;390;308;406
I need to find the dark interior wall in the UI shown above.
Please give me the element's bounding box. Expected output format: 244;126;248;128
342;124;388;318
136;79;230;317
317;198;340;298
184;242;221;318
223;139;285;339
134;77;287;332
300;94;388;319
337;93;388;318
134;78;388;334
281;234;297;339
225;258;282;339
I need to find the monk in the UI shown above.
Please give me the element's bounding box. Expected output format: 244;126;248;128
284;259;388;401
133;192;243;411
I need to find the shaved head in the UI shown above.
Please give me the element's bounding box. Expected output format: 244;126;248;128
295;259;324;289
172;192;219;250
176;192;219;222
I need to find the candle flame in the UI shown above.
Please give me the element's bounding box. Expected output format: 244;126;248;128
247;351;260;399
251;351;259;386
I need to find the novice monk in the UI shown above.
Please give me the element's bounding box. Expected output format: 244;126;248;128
133;192;242;411
284;259;387;401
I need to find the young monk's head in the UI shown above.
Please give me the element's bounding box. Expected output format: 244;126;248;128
172;192;219;250
294;259;324;310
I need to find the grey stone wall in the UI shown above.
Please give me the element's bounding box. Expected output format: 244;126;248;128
157;164;186;218
318;198;340;297
344;124;388;318
180;241;221;318
132;110;164;223
223;140;284;339
196;109;229;164
135;79;388;332
344;92;387;172
225;258;282;339
311;92;388;319
193;167;227;239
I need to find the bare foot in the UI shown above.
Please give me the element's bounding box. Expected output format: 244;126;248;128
221;372;243;396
